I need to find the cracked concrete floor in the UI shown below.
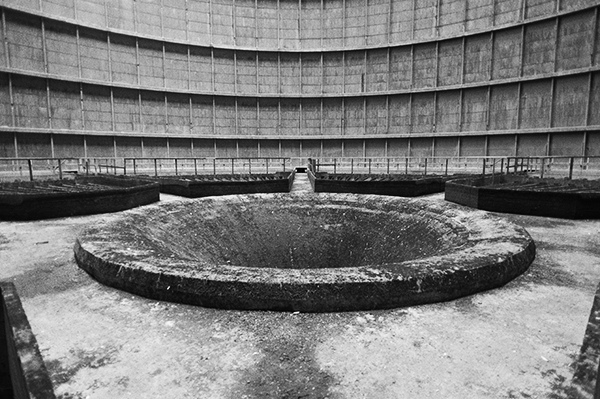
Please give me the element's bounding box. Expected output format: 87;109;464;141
1;192;599;399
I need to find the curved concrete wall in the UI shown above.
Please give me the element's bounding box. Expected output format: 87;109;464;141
0;0;599;158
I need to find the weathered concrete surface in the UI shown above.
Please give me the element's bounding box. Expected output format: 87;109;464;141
0;193;598;398
74;193;534;311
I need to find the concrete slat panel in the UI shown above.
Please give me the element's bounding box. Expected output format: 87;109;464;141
301;54;322;95
212;0;235;46
106;0;135;32
162;0;187;42
462;87;489;132
411;93;435;133
281;139;301;157
323;53;344;94
49;80;83;130
345;0;366;48
323;0;344;48
16;133;52;157
187;0;211;43
459;135;486;156
343;139;364;157
492;27;521;80
439;0;465;37
192;138;215;157
560;0;599;11
366;96;387;135
257;0;279;48
466;0;494;31
4;0;39;11
143;137;168;157
75;0;106;29
344;51;365;94
112;88;141;132
191;96;213;135
280;0;299;50
168;138;192;158
552;74;589;127
44;21;79;78
414;0;437;40
115;136;142;158
322;98;343;136
42;0;75;19
166;93;191;135
141;92;167;133
387;138;409;157
388;95;411;134
556;11;594;71
489;83;519;131
550;132;584;155
5;13;44;73
280;98;300;136
214;97;236;135
53;134;84;157
389;0;413;43
237;98;258;135
300;99;321;135
494;0;521;26
109;35;137;85
258;53;278;94
79;28;109;82
138;39;164;89
589;72;600;127
238;139;258;157
367;0;389;46
164;44;189;91
586;132;600;156
321;139;342;157
82;84;112;132
389;47;412;91
523;20;556;77
301;0;322;49
258;99;278;136
487;134;516;156
438;39;463;86
413;43;437;89
516;133;547;156
84;134;113;157
365;138;386;157
258;140;280;157
0;74;12;127
235;0;256;48
343;97;364;136
189;47;213;93
410;137;433;157
280;53;301;95
236;51;258;95
11;75;48;129
435;90;461;132
366;49;388;92
433;136;459;157
464;34;492;84
213;49;235;93
525;0;555;19
302;139;322;157
519;79;552;129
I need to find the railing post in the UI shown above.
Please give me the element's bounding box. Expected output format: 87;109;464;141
569;157;574;179
154;159;158;176
500;158;504;175
506;157;511;174
333;158;336;174
133;159;137;175
57;158;63;179
27;159;33;181
213;158;216;175
231;158;235;175
368;158;372;174
266;158;269;174
248;158;252;175
194;158;198;175
387;158;390;174
405;158;408;174
113;158;117;175
423;158;427;175
540;158;544;178
351;159;354;175
445;158;449;176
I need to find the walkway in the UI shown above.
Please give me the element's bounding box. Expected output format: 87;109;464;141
290;172;313;193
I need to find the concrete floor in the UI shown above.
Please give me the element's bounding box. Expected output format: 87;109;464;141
1;191;599;399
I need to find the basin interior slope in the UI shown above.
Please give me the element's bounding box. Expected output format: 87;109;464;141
74;193;536;312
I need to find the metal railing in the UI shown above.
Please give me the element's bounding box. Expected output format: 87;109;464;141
309;156;600;180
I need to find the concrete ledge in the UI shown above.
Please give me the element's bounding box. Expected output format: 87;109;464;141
74;194;535;312
0;283;55;399
144;172;294;197
0;175;160;220
307;170;446;197
445;175;600;219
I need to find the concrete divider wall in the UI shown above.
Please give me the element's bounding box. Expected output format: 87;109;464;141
0;283;55;399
